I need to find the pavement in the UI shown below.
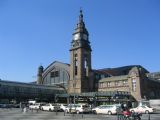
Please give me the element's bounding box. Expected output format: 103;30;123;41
0;108;160;120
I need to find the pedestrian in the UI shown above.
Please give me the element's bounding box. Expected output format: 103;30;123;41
23;107;27;113
127;100;132;109
121;103;125;111
21;104;24;112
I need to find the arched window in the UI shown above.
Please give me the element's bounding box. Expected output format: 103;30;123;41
84;58;87;76
74;52;78;76
132;78;136;92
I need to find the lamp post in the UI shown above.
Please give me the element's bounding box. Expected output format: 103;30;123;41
73;82;76;104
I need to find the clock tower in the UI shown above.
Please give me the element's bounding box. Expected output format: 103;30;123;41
68;10;93;94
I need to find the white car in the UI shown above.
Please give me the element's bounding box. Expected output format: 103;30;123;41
59;104;67;111
130;105;155;114
29;103;43;110
92;105;119;115
41;103;54;111
92;105;107;113
41;103;61;111
65;104;91;114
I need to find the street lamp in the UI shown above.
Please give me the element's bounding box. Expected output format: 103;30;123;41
73;80;76;115
73;81;76;104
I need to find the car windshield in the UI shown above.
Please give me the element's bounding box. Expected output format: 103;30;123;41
40;103;45;106
142;105;151;108
51;104;56;106
95;105;105;108
82;105;89;108
75;104;81;107
35;103;40;105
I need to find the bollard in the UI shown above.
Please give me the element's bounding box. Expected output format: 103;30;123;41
117;112;122;120
56;109;58;115
117;113;119;120
64;111;65;116
82;112;83;118
148;113;150;120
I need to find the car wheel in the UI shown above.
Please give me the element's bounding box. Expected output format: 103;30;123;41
41;108;44;111
145;110;149;114
93;110;97;114
108;111;112;115
135;117;141;120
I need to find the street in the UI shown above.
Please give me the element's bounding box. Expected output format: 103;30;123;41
0;108;160;120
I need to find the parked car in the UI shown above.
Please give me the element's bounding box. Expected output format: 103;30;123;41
92;105;105;114
92;104;120;115
0;104;20;108
65;104;91;114
29;103;44;110
130;105;155;114
11;104;20;108
0;104;11;108
41;103;61;112
58;104;67;111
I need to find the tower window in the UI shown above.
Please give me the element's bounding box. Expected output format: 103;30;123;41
74;58;78;76
74;54;77;57
75;66;77;75
84;57;88;76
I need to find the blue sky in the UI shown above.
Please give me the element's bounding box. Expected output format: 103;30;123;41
0;0;160;82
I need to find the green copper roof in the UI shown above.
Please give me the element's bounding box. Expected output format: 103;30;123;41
56;91;130;97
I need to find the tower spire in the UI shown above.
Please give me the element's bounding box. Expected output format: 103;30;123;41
79;8;83;23
73;9;88;36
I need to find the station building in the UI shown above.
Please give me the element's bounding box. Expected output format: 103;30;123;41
37;10;160;102
0;10;159;104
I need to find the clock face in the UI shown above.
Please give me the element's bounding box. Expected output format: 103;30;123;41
73;34;80;40
72;41;79;47
83;34;88;40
